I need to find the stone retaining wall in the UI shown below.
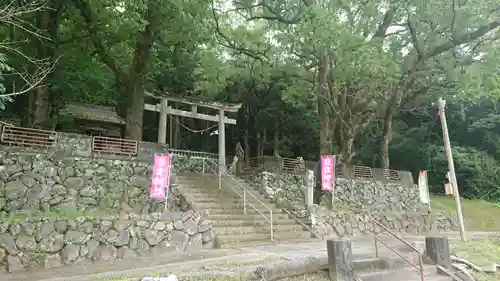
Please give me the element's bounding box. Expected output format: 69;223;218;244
0;151;192;216
0;210;215;272
309;205;459;238
0;150;226;217
249;172;428;214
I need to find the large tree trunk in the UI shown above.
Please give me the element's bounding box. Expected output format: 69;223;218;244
380;108;393;169
316;51;334;155
27;1;63;129
260;128;266;157
244;105;251;158
256;131;261;158
75;0;164;140
273;130;279;156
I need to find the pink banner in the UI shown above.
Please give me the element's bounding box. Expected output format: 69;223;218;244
150;154;172;199
321;155;336;193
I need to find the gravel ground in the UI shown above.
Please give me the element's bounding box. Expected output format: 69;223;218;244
106;272;331;281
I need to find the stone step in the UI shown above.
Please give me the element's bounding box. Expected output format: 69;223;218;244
357;265;443;281
204;207;276;215
214;224;306;235
186;196;242;203
216;231;316;247
353;256;421;271
181;179;277;208
208;213;291;220
185;185;278;206
191;201;282;211
210;218;300;227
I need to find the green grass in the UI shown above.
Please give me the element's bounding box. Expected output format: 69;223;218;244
430;195;500;231
452;236;500;281
0;209;117;223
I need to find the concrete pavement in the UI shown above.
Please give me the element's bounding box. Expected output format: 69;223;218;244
2;232;496;281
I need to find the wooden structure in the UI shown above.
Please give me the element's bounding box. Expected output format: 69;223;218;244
58;102;125;137
144;92;242;172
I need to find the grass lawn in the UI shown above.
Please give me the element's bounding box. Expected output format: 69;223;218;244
430;195;500;231
453;236;500;281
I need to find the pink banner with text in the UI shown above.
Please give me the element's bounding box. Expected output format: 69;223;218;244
149;154;172;199
321;155;336;193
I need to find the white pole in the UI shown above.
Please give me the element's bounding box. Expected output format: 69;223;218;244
157;99;168;144
218;109;226;173
437;97;467;242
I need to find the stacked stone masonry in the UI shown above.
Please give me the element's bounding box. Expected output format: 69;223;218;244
0;146;219;273
0;150;189;215
244;171;459;237
0;210;215;272
309;205;459;238
250;171;430;214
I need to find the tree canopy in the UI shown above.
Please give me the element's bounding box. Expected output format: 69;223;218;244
1;0;500;200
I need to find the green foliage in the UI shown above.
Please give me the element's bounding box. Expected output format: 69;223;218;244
0;0;500;200
0;53;13;110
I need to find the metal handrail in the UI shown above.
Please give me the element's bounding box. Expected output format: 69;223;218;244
437;265;462;281
277;203;321;239
206;158;274;241
373;219;424;281
169;148;218;159
352;269;364;281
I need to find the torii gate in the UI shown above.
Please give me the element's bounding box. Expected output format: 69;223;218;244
144;92;242;172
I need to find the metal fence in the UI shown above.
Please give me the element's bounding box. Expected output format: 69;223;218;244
1;126;56;148
91;136;138;156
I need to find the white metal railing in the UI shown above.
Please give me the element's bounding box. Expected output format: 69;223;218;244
168;148;218;159
206;158;274;241
281;208;321;239
168;149;218;173
92;136;138;156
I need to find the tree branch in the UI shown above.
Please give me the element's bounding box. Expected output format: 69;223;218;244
423;20;500;60
72;0;126;81
373;8;397;39
407;16;423;60
211;2;269;62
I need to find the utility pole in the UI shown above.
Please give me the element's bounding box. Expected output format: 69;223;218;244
437;97;467;242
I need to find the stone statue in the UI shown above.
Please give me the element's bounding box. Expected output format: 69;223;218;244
295;156;305;172
229;155;238;174
235;142;244;161
235;142;244;170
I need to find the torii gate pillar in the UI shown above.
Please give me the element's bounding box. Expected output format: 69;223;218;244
218;109;226;173
144;92;242;173
157;99;168;144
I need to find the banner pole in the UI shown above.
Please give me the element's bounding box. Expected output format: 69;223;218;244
163;153;172;214
331;155;336;210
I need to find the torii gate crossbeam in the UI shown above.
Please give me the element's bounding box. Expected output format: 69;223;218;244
144;92;242;172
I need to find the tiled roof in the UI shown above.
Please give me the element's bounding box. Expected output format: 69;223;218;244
59;102;125;125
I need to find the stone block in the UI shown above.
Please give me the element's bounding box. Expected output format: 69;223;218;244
425;236;451;271
304;170;314;207
326;238;355;281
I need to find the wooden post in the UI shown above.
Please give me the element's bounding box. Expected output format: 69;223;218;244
218;109;226;173
437;97;467;242
158;99;168;144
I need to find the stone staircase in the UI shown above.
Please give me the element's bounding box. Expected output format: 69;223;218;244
177;172;318;248
350;254;454;281
347;239;457;281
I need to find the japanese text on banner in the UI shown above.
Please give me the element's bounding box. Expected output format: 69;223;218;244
321;155;336;193
150;154;172;199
